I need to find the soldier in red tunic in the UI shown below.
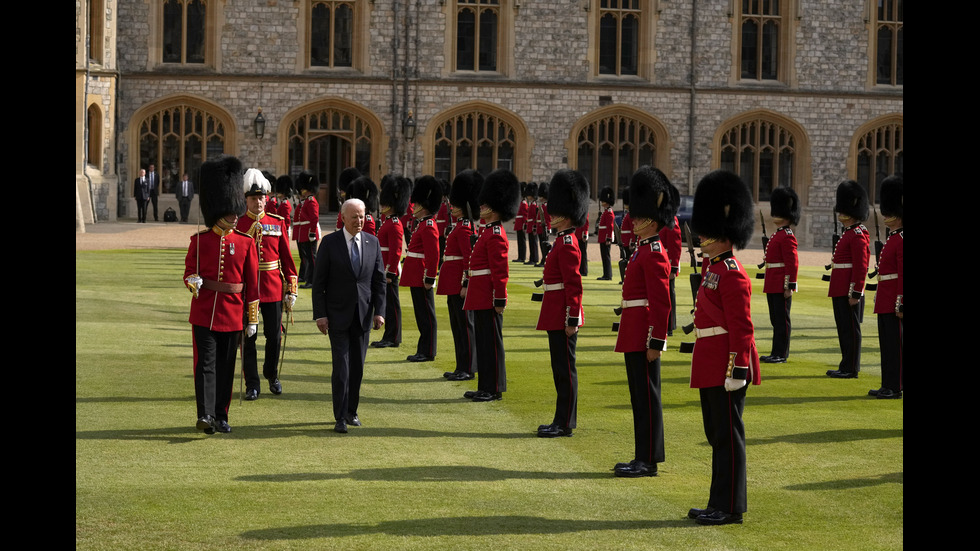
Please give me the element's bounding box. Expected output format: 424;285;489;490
294;172;321;288
870;176;903;399
535;182;552;267
183;155;259;434
461;169;521;402
524;182;540;266
686;170;760;526
596;186;617;280
513;185;528;263
760;187;800;364
617;189;634;284
659;204;683;335
236;169;298;401
440;170;483;381
577;213;590;276
402;176;443;362
612;167;677;476
371;175;410;349
535;170;588;437
274;175;294;239
827;180;870;379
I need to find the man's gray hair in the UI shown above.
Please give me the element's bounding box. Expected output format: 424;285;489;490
341;198;366;215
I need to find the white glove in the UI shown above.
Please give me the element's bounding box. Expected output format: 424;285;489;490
724;377;747;392
185;275;203;297
285;293;297;310
246;324;258;338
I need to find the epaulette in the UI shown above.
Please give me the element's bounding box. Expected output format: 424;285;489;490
493;225;502;235
266;212;284;221
855;225;866;235
650;241;662;252
425;219;434;227
461;219;471;227
783;227;794;235
234;229;251;237
724;258;740;271
563;234;573;244
196;228;210;235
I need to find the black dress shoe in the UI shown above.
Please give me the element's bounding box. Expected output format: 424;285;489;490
443;371;455;378
371;340;386;348
245;388;260;401
471;391;502;402
760;355;787;363
512;258;526;263
537;425;572;438
695;509;742;525
196;415;215;434
407;354;434;362
827;370;858;379
688;507;715;520
868;388;881;397
300;283;313;289
596;276;612;281
345;414;361;426
215;420;232;433
334;420;348;433
877;388;902;399
615;460;658;478
269;378;282;395
463;390;478;399
449;372;474;381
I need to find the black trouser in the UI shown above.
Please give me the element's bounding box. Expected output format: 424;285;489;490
767;292;792;359
578;236;589;276
548;330;578;428
515;230;526;261
448;294;476;374
474;308;506;393
539;231;550;264
328;323;369;422
624;351;664;463
832;295;863;374
136;199;149;222
528;233;540;264
243;301;283;391
411;286;437;358
178;198;192;222
192;325;239;422
298;241;316;283
599;242;612;278
699;385;747;514
150;194;159;220
878;313;903;392
381;277;402;344
668;276;677;332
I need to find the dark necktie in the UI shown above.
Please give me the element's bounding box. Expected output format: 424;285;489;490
350;237;360;273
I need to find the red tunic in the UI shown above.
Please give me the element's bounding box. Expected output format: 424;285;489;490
536;229;583;330
658;217;682;276
184;227;259;332
377;215;404;279
526;202;538;234
577;214;590;242
438;219;474;296
235;210;298;303
435;202;450;237
597;207;616;243
828;224;870;298
362;213;376;237
620;213;634;250
537;203;551;235
514;200;527;232
399;203;415;234
762;226;799;294
691;251;761;388
463;221;509;310
295;196;320;243
400;216;440;287
614;236;671;353
873;229;903;314
276;199;292;229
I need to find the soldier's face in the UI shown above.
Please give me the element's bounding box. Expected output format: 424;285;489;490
247;195;266;214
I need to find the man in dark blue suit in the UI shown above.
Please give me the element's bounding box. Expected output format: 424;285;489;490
312;198;386;433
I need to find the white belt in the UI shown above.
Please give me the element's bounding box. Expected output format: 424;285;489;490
832;263;853;269
621;230;632;234
406;252;425;259
879;273;898;281
621;299;648;309
695;326;728;338
543;283;564;291
470;269;491;276
766;262;785;268
444;255;464;261
599;225;608;229
380;246;389;252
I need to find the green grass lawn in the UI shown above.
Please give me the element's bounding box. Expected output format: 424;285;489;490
76;247;902;550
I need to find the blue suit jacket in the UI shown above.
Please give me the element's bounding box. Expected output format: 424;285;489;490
311;229;386;332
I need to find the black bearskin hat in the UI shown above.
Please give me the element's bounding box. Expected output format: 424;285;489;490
380;174;411;216
479;169;522;222
347;176;379;214
629;166;678;229
547;169;590;227
879;175;903;220
599;186;615;205
691;170;754;250
200;155;246;228
337;167;361;197
276;175;294;198
296;171;319;194
770;187;801;225
622;188;630;207
411;175;443;215
450;170;484;221
835;180;870;221
243;168;271;197
538;182;549;200
524;181;538;199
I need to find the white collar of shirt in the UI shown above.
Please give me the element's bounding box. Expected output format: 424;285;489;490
342;227;360;255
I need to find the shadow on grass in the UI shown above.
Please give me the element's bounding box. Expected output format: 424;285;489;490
238;465;612;483
786;471;903;490
240;515;694;540
748;428;903;446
